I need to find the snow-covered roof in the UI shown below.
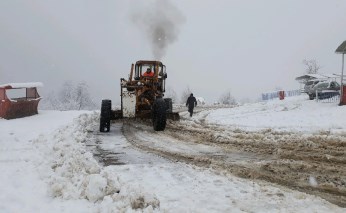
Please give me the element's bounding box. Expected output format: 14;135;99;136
335;40;346;53
0;82;44;89
295;73;339;81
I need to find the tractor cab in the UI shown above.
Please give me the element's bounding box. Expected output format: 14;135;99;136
133;60;167;93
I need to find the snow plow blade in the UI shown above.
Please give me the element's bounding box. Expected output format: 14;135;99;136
167;112;180;121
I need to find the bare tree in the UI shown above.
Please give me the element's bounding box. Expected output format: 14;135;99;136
59;81;74;106
39;90;60;110
74;82;96;110
180;86;192;104
42;81;96;110
219;91;237;105
165;86;178;103
302;59;322;74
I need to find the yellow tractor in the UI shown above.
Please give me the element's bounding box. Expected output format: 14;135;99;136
100;60;179;132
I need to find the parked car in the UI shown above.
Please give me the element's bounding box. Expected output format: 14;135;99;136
307;81;340;100
303;79;326;94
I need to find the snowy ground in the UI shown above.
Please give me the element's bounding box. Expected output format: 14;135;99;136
0;95;345;212
205;95;346;133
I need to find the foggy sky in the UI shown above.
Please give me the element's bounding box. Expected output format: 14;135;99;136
1;0;346;105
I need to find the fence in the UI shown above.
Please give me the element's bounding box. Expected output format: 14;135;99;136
316;91;340;103
261;89;301;101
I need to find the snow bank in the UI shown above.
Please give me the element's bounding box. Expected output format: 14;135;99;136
206;95;346;133
33;112;160;212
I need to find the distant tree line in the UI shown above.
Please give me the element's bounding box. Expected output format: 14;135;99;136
165;86;237;106
41;82;238;110
218;91;237;105
40;81;96;110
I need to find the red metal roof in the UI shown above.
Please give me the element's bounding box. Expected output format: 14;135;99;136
0;82;44;89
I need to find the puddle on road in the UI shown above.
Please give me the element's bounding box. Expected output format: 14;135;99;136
86;144;126;166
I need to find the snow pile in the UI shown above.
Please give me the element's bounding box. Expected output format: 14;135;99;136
206;95;346;133
309;176;318;187
33;112;160;212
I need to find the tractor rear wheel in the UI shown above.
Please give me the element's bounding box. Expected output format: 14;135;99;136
100;99;111;132
152;98;167;131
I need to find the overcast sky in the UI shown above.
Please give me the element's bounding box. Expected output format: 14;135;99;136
1;0;346;104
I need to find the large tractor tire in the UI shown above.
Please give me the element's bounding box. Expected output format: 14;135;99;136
152;98;167;131
100;99;112;132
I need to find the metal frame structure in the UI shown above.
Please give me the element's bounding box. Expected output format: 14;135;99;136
335;41;346;105
0;83;42;119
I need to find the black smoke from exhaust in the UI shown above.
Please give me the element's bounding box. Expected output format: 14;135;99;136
131;0;185;60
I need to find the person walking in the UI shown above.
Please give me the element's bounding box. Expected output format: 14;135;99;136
186;93;197;117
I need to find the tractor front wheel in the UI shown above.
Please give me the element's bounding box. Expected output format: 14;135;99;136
100;99;111;132
152;98;167;131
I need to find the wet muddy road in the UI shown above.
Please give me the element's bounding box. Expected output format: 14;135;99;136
92;108;346;207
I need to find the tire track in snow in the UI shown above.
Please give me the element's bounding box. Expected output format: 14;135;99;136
120;108;346;207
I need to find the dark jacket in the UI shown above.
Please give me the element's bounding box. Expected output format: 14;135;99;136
186;95;197;109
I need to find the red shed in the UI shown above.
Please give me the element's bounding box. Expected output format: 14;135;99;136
0;82;43;119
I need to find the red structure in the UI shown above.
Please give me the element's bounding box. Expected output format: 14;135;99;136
335;40;346;106
340;86;346;105
0;82;43;119
278;91;285;100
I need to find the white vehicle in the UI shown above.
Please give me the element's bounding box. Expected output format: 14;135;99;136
307;81;340;100
303;79;326;94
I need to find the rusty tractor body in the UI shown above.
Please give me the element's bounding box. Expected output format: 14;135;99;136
99;60;179;132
